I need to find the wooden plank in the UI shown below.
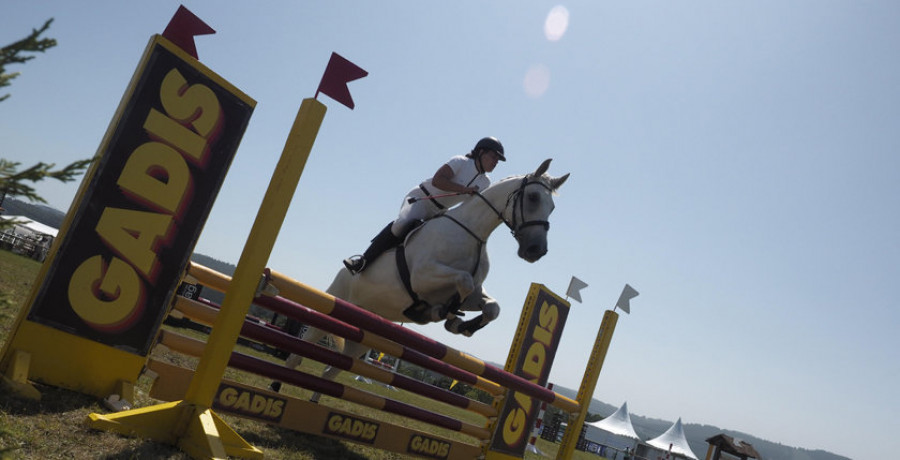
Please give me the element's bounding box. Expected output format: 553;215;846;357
147;359;482;460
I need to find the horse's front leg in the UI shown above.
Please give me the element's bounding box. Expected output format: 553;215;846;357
404;264;476;324
413;263;476;303
444;290;500;337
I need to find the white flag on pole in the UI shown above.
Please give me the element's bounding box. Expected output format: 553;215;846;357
615;284;639;314
566;276;589;303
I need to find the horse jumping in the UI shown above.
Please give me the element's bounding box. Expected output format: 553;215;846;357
272;158;568;397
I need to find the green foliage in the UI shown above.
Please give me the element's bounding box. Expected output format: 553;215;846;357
0;160;92;231
0;18;56;103
0;159;92;204
1;19;92;229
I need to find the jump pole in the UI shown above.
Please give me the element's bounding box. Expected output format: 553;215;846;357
556;284;637;460
265;269;581;413
187;262;506;397
555;309;618;460
155;329;493;440
172;296;498;419
87;97;326;459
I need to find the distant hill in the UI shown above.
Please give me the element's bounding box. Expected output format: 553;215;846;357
0;198;67;229
189;253;236;277
3;198;850;460
551;385;849;460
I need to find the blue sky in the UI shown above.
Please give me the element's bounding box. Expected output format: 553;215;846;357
3;2;898;459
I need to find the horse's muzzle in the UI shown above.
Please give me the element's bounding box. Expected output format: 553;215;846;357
519;243;548;263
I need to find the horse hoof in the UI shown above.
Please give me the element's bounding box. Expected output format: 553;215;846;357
444;317;463;334
458;319;486;337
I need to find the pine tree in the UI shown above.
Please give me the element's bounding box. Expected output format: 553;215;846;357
1;18;56;103
1;19;91;227
0;159;92;204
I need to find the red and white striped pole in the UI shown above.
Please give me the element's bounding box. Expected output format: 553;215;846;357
526;382;554;453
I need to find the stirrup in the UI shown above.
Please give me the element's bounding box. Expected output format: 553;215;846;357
343;255;366;275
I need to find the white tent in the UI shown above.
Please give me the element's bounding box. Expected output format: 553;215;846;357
583;402;641;456
0;215;58;261
645;418;699;460
587;401;641;440
0;215;58;237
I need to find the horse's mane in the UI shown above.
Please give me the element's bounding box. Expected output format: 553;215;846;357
491;172;559;195
494;174;525;184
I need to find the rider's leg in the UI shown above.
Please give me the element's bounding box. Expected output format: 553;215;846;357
344;195;433;275
343;222;403;274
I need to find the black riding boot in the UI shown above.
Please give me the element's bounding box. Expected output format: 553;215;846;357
343;222;402;274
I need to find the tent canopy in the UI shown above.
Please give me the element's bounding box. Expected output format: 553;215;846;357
645;418;699;460
587;401;641;440
0;215;58;237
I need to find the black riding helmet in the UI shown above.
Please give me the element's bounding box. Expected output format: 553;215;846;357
472;136;506;161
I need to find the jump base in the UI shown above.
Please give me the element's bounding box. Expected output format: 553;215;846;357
146;359;483;460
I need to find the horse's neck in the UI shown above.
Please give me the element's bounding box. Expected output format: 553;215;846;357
446;177;520;240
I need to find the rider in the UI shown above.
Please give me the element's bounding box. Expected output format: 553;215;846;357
343;136;506;274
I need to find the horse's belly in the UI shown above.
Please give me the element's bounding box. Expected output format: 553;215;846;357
326;258;413;323
342;276;411;323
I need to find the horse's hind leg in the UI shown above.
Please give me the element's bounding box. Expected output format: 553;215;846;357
309;341;371;403
269;326;328;393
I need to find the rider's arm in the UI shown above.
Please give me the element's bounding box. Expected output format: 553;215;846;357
431;164;479;194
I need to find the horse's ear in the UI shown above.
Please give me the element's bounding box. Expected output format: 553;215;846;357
534;158;552;177
550;173;570;191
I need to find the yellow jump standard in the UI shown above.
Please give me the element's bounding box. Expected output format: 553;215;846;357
87;98;326;459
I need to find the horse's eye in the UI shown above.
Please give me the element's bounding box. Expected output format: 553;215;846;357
527;192;541;203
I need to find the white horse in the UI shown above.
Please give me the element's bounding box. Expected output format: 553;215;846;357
271;159;568;396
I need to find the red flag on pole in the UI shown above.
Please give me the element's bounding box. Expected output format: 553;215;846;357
162;5;215;60
316;52;368;109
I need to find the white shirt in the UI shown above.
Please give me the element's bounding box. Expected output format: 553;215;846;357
419;155;490;209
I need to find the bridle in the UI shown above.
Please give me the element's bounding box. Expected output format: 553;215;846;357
436;176;552;245
476;176;552;239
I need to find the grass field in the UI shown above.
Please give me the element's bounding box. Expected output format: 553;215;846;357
0;249;598;459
